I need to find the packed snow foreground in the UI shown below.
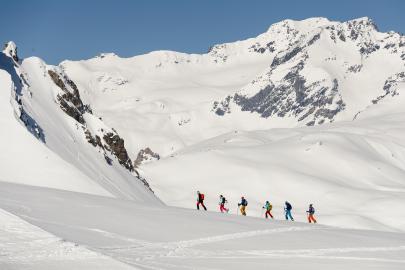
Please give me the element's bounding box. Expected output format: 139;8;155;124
0;17;405;269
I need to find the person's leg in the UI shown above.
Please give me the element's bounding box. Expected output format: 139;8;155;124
197;202;200;210
310;214;317;223
202;202;207;211
269;211;274;219
308;214;311;223
241;206;246;216
285;210;288;220
220;204;224;212
287;210;293;220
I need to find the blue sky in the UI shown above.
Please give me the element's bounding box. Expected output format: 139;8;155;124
1;0;404;64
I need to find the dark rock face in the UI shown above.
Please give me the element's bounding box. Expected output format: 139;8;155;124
134;147;160;168
372;72;404;104
48;69;138;175
271;46;302;67
48;70;92;124
214;59;345;125
103;132;134;171
249;41;276;54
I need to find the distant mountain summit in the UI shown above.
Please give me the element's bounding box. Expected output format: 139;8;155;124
212;17;404;125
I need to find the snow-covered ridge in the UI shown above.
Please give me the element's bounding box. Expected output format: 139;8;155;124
0;41;159;202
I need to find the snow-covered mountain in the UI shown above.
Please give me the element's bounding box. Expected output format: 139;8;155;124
1;15;405;256
49;17;405;231
1;16;405;269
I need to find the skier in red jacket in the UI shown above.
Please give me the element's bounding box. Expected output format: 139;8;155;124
196;191;207;210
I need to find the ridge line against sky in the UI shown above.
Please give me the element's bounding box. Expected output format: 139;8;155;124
1;0;404;64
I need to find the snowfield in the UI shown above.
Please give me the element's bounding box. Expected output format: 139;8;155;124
1;16;405;269
1;182;405;270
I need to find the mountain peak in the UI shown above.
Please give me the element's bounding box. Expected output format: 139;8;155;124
345;16;378;31
3;41;19;62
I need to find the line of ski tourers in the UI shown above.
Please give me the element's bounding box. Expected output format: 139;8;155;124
196;191;317;223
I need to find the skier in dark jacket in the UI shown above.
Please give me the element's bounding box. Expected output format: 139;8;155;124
306;204;317;223
219;195;229;213
238;196;248;216
196;191;207;211
284;201;294;221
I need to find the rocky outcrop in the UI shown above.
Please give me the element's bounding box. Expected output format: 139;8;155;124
134;147;160;168
48;69;137;173
214;59;345;126
48;70;92;124
103;132;134;171
3;41;19;62
372;72;404;104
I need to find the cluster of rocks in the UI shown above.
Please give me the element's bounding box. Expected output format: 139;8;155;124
103;132;134;171
134;147;160;168
48;70;92;124
372;72;404;104
214;55;345;126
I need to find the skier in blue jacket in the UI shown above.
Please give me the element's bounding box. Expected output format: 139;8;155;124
284;201;294;221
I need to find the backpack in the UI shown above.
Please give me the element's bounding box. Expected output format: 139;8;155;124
200;194;205;200
245;200;248;206
268;204;273;211
286;203;292;210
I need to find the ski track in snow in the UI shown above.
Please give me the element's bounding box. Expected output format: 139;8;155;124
0;209;135;269
92;226;405;269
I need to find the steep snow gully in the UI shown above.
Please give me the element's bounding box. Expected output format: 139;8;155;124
1;17;405;269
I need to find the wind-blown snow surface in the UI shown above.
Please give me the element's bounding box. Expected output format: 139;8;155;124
0;182;405;270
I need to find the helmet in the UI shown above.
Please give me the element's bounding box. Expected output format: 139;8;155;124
197;191;200;194
220;195;223;197
266;201;269;203
241;196;244;199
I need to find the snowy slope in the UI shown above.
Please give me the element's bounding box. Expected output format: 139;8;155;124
55;17;405;232
0;67;110;195
143;106;405;232
0;182;404;270
0;208;135;270
0;42;160;203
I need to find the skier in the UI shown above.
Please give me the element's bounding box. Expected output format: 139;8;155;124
284;201;294;221
218;195;229;213
306;204;317;223
196;191;207;211
262;201;274;219
238;196;248;216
